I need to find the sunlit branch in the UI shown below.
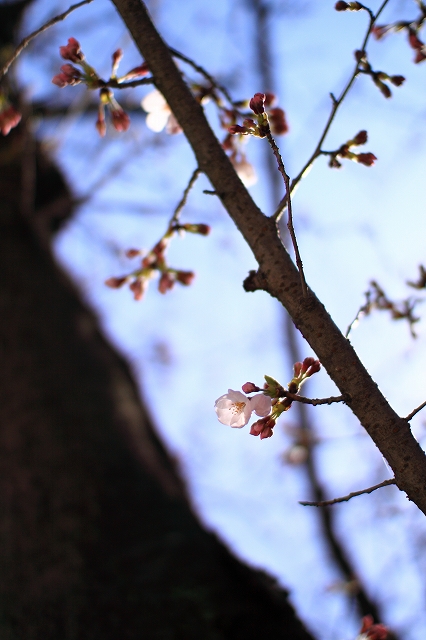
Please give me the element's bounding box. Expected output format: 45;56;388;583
171;167;202;224
282;391;349;406
406;400;426;422
272;0;391;221
0;0;94;80
265;130;307;297
299;478;396;507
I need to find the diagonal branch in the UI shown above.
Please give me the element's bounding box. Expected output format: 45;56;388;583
110;0;426;516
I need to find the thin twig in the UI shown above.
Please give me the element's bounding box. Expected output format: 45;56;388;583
282;391;349;406
168;47;236;107
406;400;426;422
299;478;396;507
265;130;308;296
272;0;391;221
170;167;201;225
0;0;95;81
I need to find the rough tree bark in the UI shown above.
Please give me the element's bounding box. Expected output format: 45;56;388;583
0;4;315;637
111;0;426;515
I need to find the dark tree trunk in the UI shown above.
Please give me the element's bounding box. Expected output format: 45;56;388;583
0;12;315;638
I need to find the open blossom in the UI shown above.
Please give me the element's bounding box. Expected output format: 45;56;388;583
214;389;272;428
141;90;181;134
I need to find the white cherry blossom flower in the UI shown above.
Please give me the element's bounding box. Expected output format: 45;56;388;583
141;90;181;134
214;389;272;428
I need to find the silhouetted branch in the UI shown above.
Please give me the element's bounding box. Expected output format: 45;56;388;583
300;479;396;507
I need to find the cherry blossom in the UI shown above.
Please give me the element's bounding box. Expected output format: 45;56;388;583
214;389;272;428
141;90;181;133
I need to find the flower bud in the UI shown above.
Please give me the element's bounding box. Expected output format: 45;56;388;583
125;249;141;258
122;62;150;80
111;107;130;132
390;75;405;86
269;107;289;135
0;104;21;135
176;270;195;286
59;37;84;62
181;223;211;235
158;272;175;293
335;1;349;10
105;276;127;288
242;382;261;394
352;130;367;145
249;93;266;115
129;278;146;301
356;152;377;166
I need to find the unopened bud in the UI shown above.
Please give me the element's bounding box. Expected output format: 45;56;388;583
125;249;141;258
352;130;367;145
356;152;377;166
249;93;266;115
176;270;195;286
105;276;127;288
158;272;175;294
242;382;261;393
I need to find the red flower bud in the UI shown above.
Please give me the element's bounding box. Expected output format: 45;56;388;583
122;62;150;80
408;29;423;51
390;75;405;86
414;49;426;64
176;270;195;286
269;107;289;135
0;105;21;135
228;124;249;135
356;152;377;166
59;37;83;63
158;272;175;294
242;382;261;393
129;279;146;301
125;249;141;258
353;130;367;145
335;1;349;10
372;25;388;40
249;93;266;115
105;276;127;288
111;107;130;132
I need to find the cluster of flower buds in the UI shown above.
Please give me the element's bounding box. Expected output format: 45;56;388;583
52;38;150;136
355;50;405;99
214;357;320;440
356;615;388;640
372;9;426;64
220;92;288;185
105;222;210;301
325;129;377;169
0;94;21;136
228;92;288;138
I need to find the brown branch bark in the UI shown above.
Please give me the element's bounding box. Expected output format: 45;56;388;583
110;0;426;515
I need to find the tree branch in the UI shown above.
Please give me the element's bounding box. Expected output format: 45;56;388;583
281;391;349;406
299;479;397;507
110;0;426;515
